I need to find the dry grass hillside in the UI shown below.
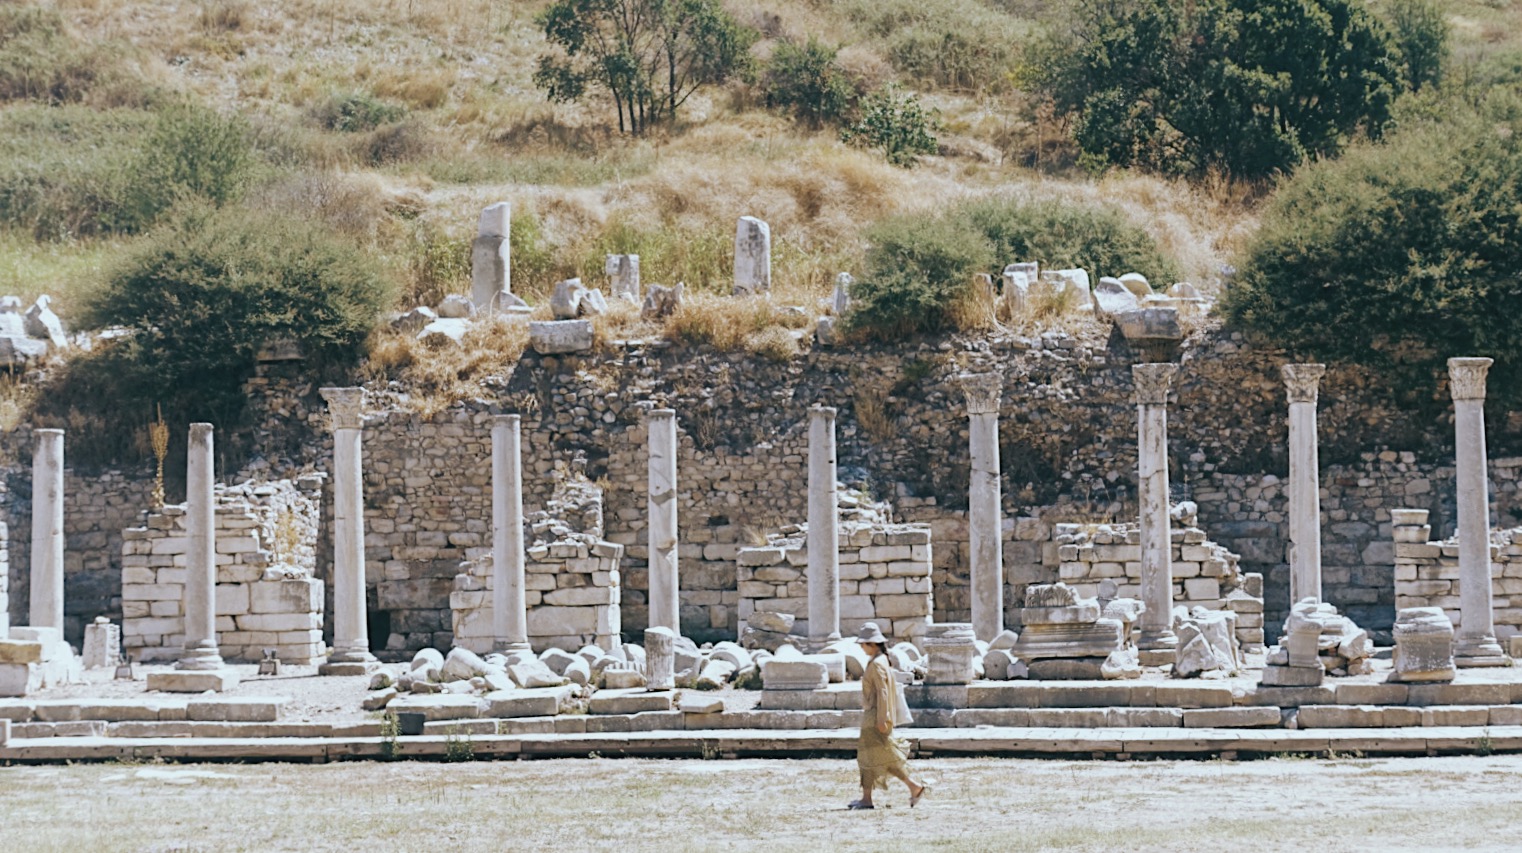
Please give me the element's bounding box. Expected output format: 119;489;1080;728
0;0;1518;424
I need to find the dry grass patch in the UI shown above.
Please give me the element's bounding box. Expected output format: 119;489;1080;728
362;315;529;415
665;293;809;358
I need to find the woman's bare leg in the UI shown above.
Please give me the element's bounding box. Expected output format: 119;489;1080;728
889;767;924;798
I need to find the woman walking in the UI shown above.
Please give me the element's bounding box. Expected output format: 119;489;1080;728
850;622;928;810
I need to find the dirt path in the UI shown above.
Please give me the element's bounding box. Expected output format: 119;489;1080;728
3;755;1520;852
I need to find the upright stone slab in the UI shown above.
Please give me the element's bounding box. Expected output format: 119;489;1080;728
1391;606;1457;683
832;273;854;316
319;388;377;675
807;406;840;648
644;626;675;691
1133;364;1178;663
606;254;640;303
492;415;529;653
29;429;64;633
733;216;771;295
959;373;1004;642
471;202;512;313
81;617;119;669
647;409;680;634
1449;357;1509;666
1283;364;1326;605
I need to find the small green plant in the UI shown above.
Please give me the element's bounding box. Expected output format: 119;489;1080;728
120;101;254;231
444;725;474;762
1476;728;1493;757
379;714;400;761
844;211;992;340
314;92;406;133
841;84;939;167
763;38;855;128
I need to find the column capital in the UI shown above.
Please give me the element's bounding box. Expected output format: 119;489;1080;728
320;387;365;431
491;413;521;429
647;408;676;422
1282;363;1326;404
957;373;1002;415
810;405;837;421
1448;357;1493;401
1132;363;1178;406
33;428;63;438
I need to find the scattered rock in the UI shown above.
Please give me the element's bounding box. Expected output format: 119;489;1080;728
530;319;594;354
641;282;683;321
436;294;473;319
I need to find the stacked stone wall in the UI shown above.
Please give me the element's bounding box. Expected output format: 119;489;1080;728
1392;509;1522;644
120;479;324;663
451;534;623;654
14;326;1522;655
735;522;933;641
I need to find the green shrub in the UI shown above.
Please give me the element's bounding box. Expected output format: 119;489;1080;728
839;0;1023;91
119;102;254;230
1224;102;1522;405
1035;0;1403;178
841;84;939;167
845;212;993;340
0;105;150;239
76;206;393;429
1386;0;1448;93
764;38;855;128
314;92;406;132
962;197;1181;286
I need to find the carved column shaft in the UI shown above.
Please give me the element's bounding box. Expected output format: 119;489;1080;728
959;373;1004;641
1284;364;1326;606
492;415;529;652
1134;364;1178;653
321;387;375;667
807;406;840;646
1449;358;1508;665
647;409;680;635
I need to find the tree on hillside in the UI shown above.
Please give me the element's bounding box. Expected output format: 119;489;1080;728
533;0;755;135
1036;0;1404;178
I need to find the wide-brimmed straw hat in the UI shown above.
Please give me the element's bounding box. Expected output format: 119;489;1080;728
855;622;888;645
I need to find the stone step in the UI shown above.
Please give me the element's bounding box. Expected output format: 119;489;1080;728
4;726;1522;762
0;697;287;723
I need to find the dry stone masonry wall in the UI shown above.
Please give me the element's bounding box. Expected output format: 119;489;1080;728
1392;508;1522;648
120;479;324;663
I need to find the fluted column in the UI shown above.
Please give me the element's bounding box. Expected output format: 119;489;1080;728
1449;358;1509;666
807;406;840;647
647;409;680;635
1283;364;1326;606
492;415;529;653
1134;364;1178;658
178;423;223;670
28;429;63;633
320;387;376;673
959;373;1004;642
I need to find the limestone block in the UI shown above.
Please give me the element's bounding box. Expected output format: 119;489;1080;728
216;584;250;617
1092;277;1139;320
1391;606;1457;683
529;320;594;355
485;686;575;718
922;623;978;685
761;658;828;691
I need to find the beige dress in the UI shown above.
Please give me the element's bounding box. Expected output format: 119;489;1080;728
857;654;911;791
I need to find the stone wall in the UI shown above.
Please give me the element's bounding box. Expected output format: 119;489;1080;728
1050;520;1265;651
120;479;325;663
450;480;623;653
735;518;933;642
1392;509;1522;645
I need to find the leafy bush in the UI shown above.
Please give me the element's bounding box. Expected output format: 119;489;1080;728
845;212;993;340
77;207;394;427
0;105;151;239
120;102;254;230
1386;0;1448;93
314;92;406;132
1224;103;1522;404
841;84;939;167
764;38;855;128
1035;0;1404;178
962;198;1181;286
848;196;1179;339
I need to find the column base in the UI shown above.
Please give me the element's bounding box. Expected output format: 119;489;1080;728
176;648;225;671
1136;648;1178;667
147;668;239;693
1455;635;1511;668
319;647;378;676
806;634;842;654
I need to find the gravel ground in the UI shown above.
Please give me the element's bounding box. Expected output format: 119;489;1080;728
3;755;1521;852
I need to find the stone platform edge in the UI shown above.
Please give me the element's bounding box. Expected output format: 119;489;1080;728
4;726;1522;763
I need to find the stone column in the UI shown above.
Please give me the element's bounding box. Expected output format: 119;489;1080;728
807;406;840;647
647;409;680;635
28;429;63;633
471;202;511;312
1449;357;1509;666
179;423;223;670
1283;364;1326;606
959;373;1004;642
644;626;675;691
1133;364;1178;660
320;387;376;674
492;415;529;654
